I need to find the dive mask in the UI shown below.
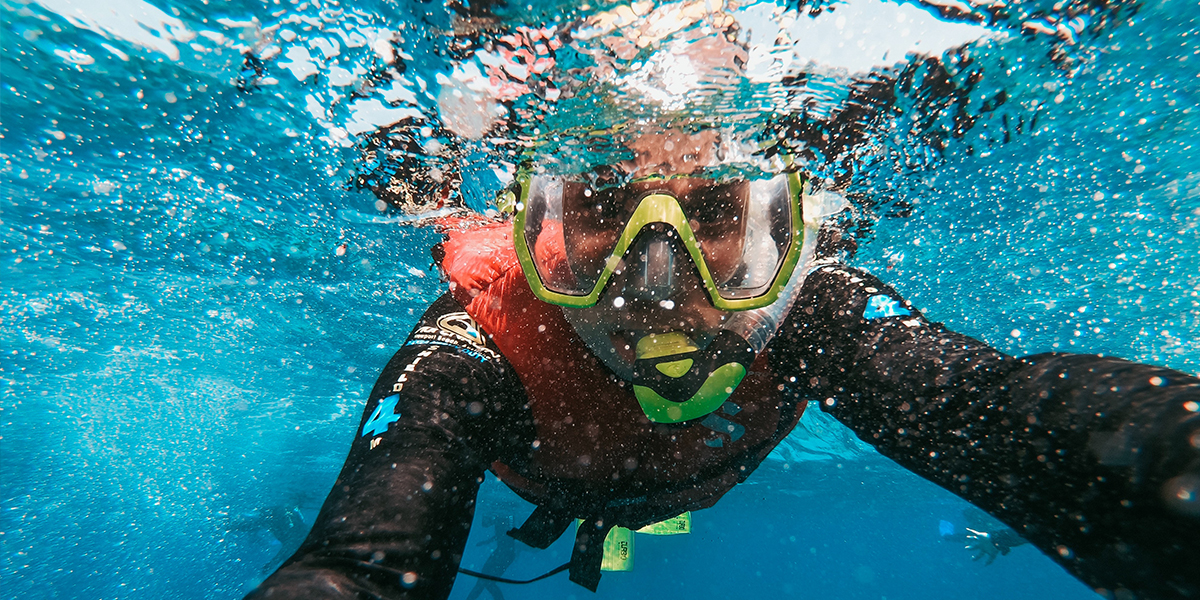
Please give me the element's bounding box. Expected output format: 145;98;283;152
508;171;808;423
511;172;805;310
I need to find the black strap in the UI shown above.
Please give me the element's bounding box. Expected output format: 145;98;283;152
508;505;574;549
457;561;570;584
568;517;613;592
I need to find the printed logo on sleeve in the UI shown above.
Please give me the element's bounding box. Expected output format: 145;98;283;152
863;294;911;320
436;312;487;347
405;311;500;361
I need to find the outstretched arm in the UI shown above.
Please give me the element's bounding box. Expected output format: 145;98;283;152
772;264;1200;599
246;293;531;600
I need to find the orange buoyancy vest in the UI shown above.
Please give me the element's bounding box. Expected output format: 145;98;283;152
440;220;806;525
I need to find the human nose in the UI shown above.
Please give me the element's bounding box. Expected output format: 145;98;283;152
621;225;691;304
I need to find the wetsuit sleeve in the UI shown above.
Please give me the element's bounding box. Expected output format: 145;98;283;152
771;264;1200;599
246;293;532;600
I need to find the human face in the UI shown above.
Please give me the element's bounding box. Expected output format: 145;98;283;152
562;224;733;379
514;127;802;377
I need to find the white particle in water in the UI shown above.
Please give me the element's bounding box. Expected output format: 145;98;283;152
613;296;625;308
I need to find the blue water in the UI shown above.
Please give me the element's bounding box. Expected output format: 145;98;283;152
2;0;1197;598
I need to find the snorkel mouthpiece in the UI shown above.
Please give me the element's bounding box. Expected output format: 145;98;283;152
631;331;755;423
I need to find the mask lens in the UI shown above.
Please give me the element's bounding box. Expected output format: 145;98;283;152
521;177;576;294
657;175;795;300
673;179;749;287
710;175;795;299
561;181;637;291
522;177;639;296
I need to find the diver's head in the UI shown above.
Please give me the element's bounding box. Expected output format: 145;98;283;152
510;126;807;423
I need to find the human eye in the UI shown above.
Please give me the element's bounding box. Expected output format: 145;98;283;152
692;184;738;223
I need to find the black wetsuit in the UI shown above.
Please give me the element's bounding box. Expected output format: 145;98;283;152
246;265;1200;600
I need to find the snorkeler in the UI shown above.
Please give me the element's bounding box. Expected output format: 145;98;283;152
463;515;522;600
244;126;1199;600
940;508;1030;566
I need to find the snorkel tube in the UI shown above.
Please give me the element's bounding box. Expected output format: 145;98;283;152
631;183;849;423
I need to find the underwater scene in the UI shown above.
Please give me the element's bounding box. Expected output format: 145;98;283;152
2;0;1197;598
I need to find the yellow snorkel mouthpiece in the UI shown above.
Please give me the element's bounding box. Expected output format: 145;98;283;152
631;331;753;423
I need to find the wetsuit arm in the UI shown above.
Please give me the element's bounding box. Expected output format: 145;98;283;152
772;264;1200;598
246;293;530;600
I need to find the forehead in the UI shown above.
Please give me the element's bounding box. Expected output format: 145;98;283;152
623;129;723;177
562;177;750;202
628;129;720;169
527;124;781;181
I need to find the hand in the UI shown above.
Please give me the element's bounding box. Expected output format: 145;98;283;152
964;527;1003;565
